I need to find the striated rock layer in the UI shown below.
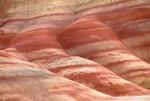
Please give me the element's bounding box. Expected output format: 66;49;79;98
0;0;150;101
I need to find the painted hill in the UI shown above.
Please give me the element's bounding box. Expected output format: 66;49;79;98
0;0;150;101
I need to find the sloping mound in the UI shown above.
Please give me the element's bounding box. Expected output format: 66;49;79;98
0;0;150;101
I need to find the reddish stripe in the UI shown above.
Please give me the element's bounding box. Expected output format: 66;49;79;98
65;71;117;79
119;68;150;76
59;31;119;49
105;59;141;68
0;54;12;58
60;39;117;49
0;62;20;65
131;40;150;49
125;70;150;79
115;22;150;39
1;13;73;25
86;50;131;60
10;45;63;52
106;10;150;28
30;54;68;63
80;48;125;57
66;72;149;96
50;64;111;73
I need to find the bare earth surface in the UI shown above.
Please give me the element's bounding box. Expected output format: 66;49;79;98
0;0;150;101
